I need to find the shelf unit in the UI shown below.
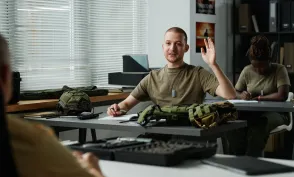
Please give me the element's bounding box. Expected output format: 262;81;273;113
232;0;294;85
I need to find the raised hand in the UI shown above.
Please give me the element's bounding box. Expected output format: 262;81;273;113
201;37;216;66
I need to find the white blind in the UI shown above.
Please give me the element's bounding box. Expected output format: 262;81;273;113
0;1;10;38
0;0;14;57
0;0;148;91
89;0;148;86
13;0;90;90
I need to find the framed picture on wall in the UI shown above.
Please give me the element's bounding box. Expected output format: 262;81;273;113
196;22;215;53
196;0;215;15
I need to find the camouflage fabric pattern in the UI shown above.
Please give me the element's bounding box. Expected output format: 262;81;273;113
137;101;237;129
189;102;238;128
56;90;92;115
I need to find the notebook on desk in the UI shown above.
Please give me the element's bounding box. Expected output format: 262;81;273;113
99;114;138;121
202;156;294;175
228;100;258;104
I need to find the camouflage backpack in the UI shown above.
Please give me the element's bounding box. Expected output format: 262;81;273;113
137;101;238;129
56;90;92;115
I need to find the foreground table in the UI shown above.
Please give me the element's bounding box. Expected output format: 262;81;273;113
99;154;294;177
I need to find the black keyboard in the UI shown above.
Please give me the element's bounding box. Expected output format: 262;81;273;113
114;140;217;166
68;138;217;166
68;138;148;160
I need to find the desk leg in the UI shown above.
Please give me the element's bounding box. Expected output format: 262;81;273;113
292;144;294;160
221;136;229;154
91;129;97;141
79;128;87;144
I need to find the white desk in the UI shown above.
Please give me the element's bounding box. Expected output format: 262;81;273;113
205;100;294;112
99;155;294;177
26;115;246;137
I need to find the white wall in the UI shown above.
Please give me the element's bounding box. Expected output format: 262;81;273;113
190;0;230;73
148;0;233;78
147;0;191;68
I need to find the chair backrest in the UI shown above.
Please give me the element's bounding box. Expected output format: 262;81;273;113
286;92;293;131
0;89;18;177
287;92;294;102
288;73;294;93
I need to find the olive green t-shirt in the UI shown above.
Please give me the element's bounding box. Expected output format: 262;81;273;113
235;63;290;96
131;63;219;106
7;116;96;177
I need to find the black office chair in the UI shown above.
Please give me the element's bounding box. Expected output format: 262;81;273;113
0;89;19;177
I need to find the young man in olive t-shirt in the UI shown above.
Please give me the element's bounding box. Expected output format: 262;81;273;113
107;27;236;116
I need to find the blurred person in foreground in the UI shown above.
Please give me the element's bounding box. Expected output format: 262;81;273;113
0;33;104;177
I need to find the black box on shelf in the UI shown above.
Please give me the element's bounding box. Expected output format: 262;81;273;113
108;72;149;86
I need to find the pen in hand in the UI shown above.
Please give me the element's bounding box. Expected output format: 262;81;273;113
110;107;127;116
240;91;252;100
110;108;117;116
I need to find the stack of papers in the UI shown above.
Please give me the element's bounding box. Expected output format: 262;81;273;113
227;100;258;104
99;114;138;121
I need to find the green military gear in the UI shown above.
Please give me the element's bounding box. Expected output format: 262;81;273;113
137;105;191;126
20;85;108;100
56;90;92;115
137;101;238;129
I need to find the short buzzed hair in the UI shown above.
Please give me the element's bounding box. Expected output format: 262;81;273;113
165;27;188;43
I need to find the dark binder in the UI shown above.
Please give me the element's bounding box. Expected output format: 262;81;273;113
291;1;294;31
283;43;294;72
269;0;278;32
281;1;291;31
238;4;251;32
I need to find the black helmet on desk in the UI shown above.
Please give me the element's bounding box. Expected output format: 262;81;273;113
56;90;92;115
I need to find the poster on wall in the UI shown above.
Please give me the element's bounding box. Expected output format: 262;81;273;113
196;22;215;53
196;0;215;15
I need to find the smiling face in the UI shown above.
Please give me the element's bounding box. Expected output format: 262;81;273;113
162;31;189;67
